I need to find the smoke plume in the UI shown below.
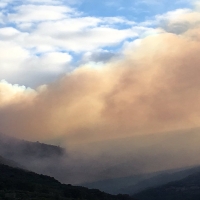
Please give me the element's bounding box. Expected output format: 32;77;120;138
1;7;200;183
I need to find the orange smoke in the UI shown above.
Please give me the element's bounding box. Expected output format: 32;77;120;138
1;9;200;148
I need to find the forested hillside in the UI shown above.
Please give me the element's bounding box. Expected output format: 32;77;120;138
0;163;136;200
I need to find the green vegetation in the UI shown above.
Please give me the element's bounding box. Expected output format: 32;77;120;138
0;164;135;200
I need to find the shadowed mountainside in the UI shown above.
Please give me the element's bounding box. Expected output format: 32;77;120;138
0;133;65;159
133;171;200;200
0;133;69;182
0;163;136;200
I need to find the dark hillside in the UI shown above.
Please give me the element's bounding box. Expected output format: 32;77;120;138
0;164;136;200
0;133;69;183
133;171;200;200
0;133;65;159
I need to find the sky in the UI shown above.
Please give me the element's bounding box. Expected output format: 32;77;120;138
2;0;200;184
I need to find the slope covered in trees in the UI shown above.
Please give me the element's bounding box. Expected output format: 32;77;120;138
0;163;136;200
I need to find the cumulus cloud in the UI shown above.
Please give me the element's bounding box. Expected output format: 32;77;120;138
0;41;29;72
27;0;62;5
21;16;137;52
0;0;143;86
0;39;72;86
0;9;139;85
0;80;36;107
8;4;74;22
0;27;22;39
155;8;200;34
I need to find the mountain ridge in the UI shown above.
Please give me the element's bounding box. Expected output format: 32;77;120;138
0;163;136;200
82;166;200;195
133;170;200;200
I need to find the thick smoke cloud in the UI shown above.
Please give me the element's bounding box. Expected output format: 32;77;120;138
1;30;200;141
1;7;200;184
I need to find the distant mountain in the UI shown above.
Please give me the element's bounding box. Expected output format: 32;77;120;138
0;133;70;182
0;133;66;159
82;166;200;195
0;163;136;200
82;173;154;195
133;171;200;200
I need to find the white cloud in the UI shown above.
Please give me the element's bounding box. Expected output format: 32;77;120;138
6;16;137;53
156;9;200;34
0;37;72;86
27;0;62;5
0;41;29;69
24;52;72;73
17;22;34;30
0;0;149;86
0;0;197;87
35;17;101;33
0;27;21;38
1;4;139;53
8;4;74;23
0;80;36;107
1;2;138;54
30;26;136;52
27;0;82;6
141;8;200;34
156;8;192;22
102;17;136;26
0;41;30;84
